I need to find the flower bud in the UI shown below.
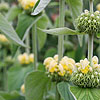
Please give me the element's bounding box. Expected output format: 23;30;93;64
76;10;100;35
21;84;25;94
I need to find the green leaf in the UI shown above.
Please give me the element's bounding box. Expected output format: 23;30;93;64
36;14;49;50
6;6;22;21
8;65;32;91
70;86;100;100
40;27;86;35
97;33;100;38
32;0;51;15
12;13;42;55
66;0;83;46
0;13;25;47
0;96;5;100
57;82;75;100
25;71;51;100
16;13;42;40
0;91;25;100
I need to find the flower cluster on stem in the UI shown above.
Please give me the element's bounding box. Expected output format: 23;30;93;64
44;55;76;82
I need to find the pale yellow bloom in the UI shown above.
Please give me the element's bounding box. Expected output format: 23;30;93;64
18;0;38;10
49;60;58;73
0;34;9;43
43;57;53;69
92;56;98;65
18;53;30;64
60;56;75;74
21;84;25;94
54;54;58;62
29;54;34;63
97;4;100;11
77;58;90;74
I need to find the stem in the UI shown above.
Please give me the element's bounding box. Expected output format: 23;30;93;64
25;34;30;54
55;84;60;100
88;34;94;66
3;49;8;91
58;0;65;62
88;0;94;66
32;24;38;70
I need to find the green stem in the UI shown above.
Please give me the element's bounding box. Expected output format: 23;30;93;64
25;34;30;54
58;0;65;62
32;24;38;70
88;34;94;66
55;84;60;100
3;49;8;91
88;0;94;66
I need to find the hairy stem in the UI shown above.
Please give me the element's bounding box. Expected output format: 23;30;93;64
32;24;38;70
88;0;94;66
26;34;30;54
58;0;65;62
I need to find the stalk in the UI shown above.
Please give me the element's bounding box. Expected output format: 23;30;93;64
88;0;94;66
58;0;65;62
55;83;60;100
25;34;30;54
3;49;8;91
32;24;38;70
56;0;65;99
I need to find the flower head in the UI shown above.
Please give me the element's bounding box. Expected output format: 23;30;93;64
18;0;38;10
71;56;100;88
76;10;100;35
43;55;76;82
18;53;34;65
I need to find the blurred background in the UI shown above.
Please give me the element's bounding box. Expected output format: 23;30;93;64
0;0;100;100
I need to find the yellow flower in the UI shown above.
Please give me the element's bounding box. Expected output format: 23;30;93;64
54;54;58;62
81;65;90;74
49;60;57;73
58;71;65;76
60;56;75;72
18;53;30;64
92;56;98;65
18;0;38;10
43;57;54;69
58;64;66;76
0;34;9;43
78;58;90;74
21;84;25;94
97;4;100;11
29;54;34;63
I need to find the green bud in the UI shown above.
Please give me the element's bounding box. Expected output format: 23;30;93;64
0;2;9;12
76;10;100;35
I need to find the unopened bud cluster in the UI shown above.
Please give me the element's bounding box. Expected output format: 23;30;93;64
43;55;76;82
76;10;100;35
18;53;34;65
0;2;9;12
71;56;100;88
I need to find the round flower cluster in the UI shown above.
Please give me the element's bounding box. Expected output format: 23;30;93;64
76;10;100;35
18;0;38;10
18;53;34;65
0;34;9;45
71;56;100;88
0;2;9;12
43;55;76;82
